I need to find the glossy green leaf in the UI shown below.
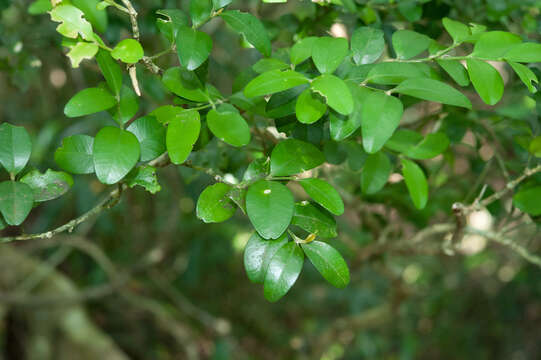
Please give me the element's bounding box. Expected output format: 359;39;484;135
329;85;371;141
401;158;428;210
176;26;212;71
361;151;391;195
312;37;349;74
472;31;521;59
504;43;541;63
467;59;504;105
404;132;450;159
64;87;117;117
166;110;201;164
127;116;166;161
442;17;470;43
295;89;327;124
299;178;344;215
111;39;144;64
207;104;251;147
392;30;431;60
351;27;384;65
246;180;294;239
0;123;32;176
93;127;140;184
96;50;122;95
263;242;304;302
196;182;237;223
244;70;308;98
291;202;337;238
20;169;73;202
366;62;434;85
66;41;98;68
393;78;472;109
156;9;190;42
361;92;403;154
243;158;270;182
162;67;208;102
244;232;288;284
213;0;232;8
436;59;470;87
290;37;316;65
220;10;272;57
28;0;52;15
270;139;325;176
72;0;107;33
252;58;289;73
529;136;541;157
301;241;349;288
311;74;354;115
150;105;185;124
111;85;139;125
508;61;538;93
125;165;161;194
49;4;94;41
0;181;34;226
513;186;541;216
190;0;212;27
54;135;94;174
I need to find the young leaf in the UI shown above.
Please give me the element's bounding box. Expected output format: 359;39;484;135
392;30;431;60
311;74;354;115
472;31;521;59
270;139;324;176
361;151;391;195
72;0;107;33
503;43;541;63
401;158;428;210
127;116;166;161
20;169;73;202
49;5;94;41
436;59;470;87
125;165;161;194
0;181;34;226
351;27;384;65
220;10;272;57
196;183;237;223
508;61;538;93
93;127;141;185
0;123;32;176
162;67;208;102
244;232;288;283
96;50;122;96
166;110;201;164
301;241;350;288
246;180;294;239
466;59;504;105
54;135;94;174
111;39;144;64
176;26;212;71
66;41;98;68
393;78;472;109
291;202;337;238
64;87;117;117
442;17;470;43
299;178;344;216
312;37;349;74
150;105;186;124
513;186;541;216
361;92;403;154
244;70;308;98
263;242;304;302
189;0;212;27
207;104;251;147
290;37;316;65
295;88;327;124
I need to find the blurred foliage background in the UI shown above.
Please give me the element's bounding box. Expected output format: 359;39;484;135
2;0;541;359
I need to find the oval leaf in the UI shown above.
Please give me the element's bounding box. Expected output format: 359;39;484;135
127;116;166;161
361;151;391;195
111;38;144;64
93;127;140;184
0;123;32;176
244;70;308;98
466;59;504;106
166;110;201;164
176;26;212;71
392;30;430;60
472;31;521;59
270;139;324;176
351;27;384;65
291;202;337;238
54;134;94;174
312;37;349;74
311;74;354;115
20;169;73;202
361;92;403;154
162;67;208;102
64;87;117;117
220;10;271;57
207;104;251;147
513;186;541;216
299;178;344;216
244;232;288;283
196;182;237;223
401;158;428;210
263;241;304;302
393;78;472;109
0;181;34;226
301;241;349;288
295;88;327;124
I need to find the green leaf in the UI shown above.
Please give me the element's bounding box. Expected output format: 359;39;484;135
246;180;294;239
72;0;107;33
96;50;123;96
162;67;208;102
393;78;472;109
196;182;237;223
127;116;166;161
176;26;212;71
291;202;337;238
290;37;316;65
93;127;140;184
266;85;307;118
64;87;117;117
111;39;144;64
361;151;391;195
207;104;251;147
0;181;34;226
301;241;349;288
442;17;470;43
312;37;349;74
263;242;304;302
311;74;354;115
54;135;94;174
252;58;289;73
243;158;270;182
244;232;288;283
529;136;541;157
166;110;201;164
299;178;344;216
156;9;190;42
244;70;308;98
472;31;521;59
49;4;94;41
270;139;324;176
150;105;185;124
466;59;504;105
0;123;32;176
66;41;98;68
513;186;541;216
403;132;450;159
366;62;434;85
190;0;212;27
329;84;371;141
361;92;403;154
20;169;73;202
28;0;52;15
401;158;428;210
504;43;541;63
125;165;161;194
392;30;431;60
351;27;384;65
436;59;470;87
213;0;232;9
111;85;139;125
220;10;272;57
385;129;423;154
397;0;422;22
295;88;327;124
508;61;538;93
